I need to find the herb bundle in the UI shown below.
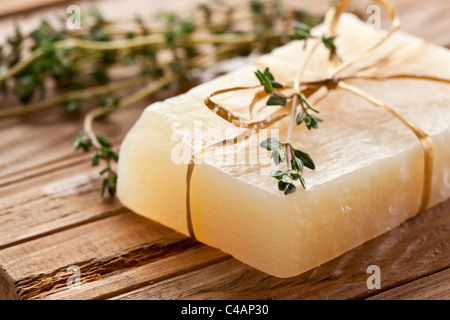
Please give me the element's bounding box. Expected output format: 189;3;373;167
0;0;323;196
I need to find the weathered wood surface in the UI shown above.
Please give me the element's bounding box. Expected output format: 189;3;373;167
0;0;449;300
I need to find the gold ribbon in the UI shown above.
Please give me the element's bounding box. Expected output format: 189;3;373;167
185;0;450;239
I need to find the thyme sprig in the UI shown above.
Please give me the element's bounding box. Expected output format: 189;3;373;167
254;67;320;194
254;67;286;106
256;11;337;195
292;21;341;61
260;136;315;195
73;131;118;197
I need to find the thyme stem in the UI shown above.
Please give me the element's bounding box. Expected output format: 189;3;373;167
286;38;322;144
285;144;293;171
0;49;43;83
0;75;150;119
0;32;256;83
83;72;175;147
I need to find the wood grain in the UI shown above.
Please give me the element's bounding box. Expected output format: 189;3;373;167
110;198;450;300
0;159;123;249
0;0;449;300
0;212;229;300
367;268;450;300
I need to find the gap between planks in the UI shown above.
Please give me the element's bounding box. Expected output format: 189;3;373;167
0;207;127;251
0;212;231;300
0;141;119;190
0;159;125;250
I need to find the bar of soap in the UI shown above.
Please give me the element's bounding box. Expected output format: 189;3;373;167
117;14;450;277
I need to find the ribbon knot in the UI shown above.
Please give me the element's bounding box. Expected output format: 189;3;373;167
325;75;340;89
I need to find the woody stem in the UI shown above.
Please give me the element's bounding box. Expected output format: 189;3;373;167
285;144;293;171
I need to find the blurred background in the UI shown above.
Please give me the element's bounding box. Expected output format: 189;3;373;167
0;0;449;46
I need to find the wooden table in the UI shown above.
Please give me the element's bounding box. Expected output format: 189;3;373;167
0;0;449;300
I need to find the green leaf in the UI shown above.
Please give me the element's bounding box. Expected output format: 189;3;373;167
301;95;319;113
99;146;111;157
306;116;315;130
101;95;121;108
292;148;315;170
278;180;287;191
270;169;284;179
73;132;92;153
260;137;282;151
311;114;323;123
291;157;303;172
270;80;284;89
106;172;117;197
255;68;281;93
322;35;337;51
299;175;306;189
263;67;274;80
322;36;339;61
251;0;264;14
292;29;309;40
91;151;100;166
292;21;311;40
99;166;109;175
270;149;286;165
101;178;108;197
279;150;286;163
110;150;119;162
96;135;112;148
263;76;273;93
290;171;302;180
271;150;280;165
281;174;292;184
180;20;195;34
254;70;265;85
267;94;286;106
296;110;307;125
304;114;322;130
284;183;296;195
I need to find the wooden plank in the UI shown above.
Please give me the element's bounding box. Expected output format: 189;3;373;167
111;198;450;300
0;101;143;179
0;212;229;300
43;245;229;300
0;159;124;249
367;268;450;300
3;190;446;300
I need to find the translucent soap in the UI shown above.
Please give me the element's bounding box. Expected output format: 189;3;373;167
117;15;450;277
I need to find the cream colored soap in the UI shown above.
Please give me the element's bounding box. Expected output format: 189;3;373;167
117;15;450;277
